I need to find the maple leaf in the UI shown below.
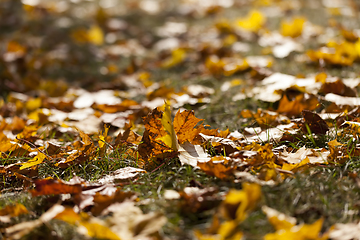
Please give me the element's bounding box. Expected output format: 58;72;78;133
174;109;204;144
138;102;179;170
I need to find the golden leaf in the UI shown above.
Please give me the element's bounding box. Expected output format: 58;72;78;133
235;10;266;32
221;183;261;222
264;218;326;240
280;17;306;38
20;151;47;170
160;101;178;150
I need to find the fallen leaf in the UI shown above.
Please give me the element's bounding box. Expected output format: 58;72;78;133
103;202;167;240
280;17;306;38
220;183;261;222
55;207;121;240
97;167;146;184
262;206;296;231
174;109;204;144
264;218;326;240
301;110;329;135
277;93;319;117
235;10;266;32
197;156;238;180
29;179;82;196
178;142;211;167
20;151;47;170
179;187;221;213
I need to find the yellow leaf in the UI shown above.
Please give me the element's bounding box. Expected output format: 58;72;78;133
262;206;296;231
235;10;266;32
315;72;327;83
280;17;306;38
0;132;13;153
87;25;104;45
55;208;121;240
355;39;360;58
282;157;310;172
80;221;121;240
98;125;109;149
20;151;47;170
217;220;242;239
25;98;42;112
160;101;178;151
161;48;186;68
55;208;81;225
264;217;325;240
221;183;261;222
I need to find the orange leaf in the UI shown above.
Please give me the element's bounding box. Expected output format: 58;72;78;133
277;94;319;117
29;179;82;196
174;110;204;144
197;156;237;180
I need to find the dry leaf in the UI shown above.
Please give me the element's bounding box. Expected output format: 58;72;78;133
29;179;82;196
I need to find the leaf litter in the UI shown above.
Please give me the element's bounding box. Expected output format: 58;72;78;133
1;0;360;239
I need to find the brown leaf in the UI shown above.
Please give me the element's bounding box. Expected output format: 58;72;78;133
301;110;329;135
319;79;357;97
179;187;221;213
56;129;96;168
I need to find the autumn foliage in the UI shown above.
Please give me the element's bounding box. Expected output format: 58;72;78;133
1;0;360;239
